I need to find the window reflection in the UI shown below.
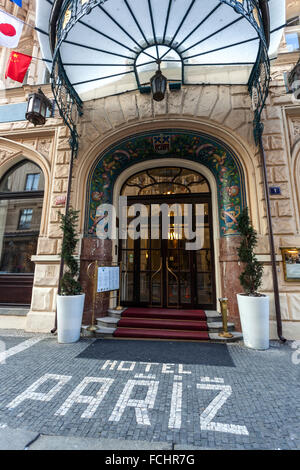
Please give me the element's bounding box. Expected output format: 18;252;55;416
0;160;44;274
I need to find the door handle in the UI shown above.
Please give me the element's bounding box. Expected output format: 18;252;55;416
166;257;179;283
151;257;162;282
166;257;180;308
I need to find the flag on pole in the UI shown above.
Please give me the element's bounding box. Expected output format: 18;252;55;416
10;0;22;7
5;51;32;83
0;10;23;48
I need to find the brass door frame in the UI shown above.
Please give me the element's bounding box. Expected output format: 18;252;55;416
166;256;180;308
119;193;216;310
150;256;163;307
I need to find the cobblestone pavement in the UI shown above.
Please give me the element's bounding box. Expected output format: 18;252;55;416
0;330;299;450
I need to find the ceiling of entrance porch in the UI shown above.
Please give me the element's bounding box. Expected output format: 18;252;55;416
36;0;286;101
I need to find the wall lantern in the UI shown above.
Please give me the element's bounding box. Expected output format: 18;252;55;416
25;88;53;126
150;62;167;102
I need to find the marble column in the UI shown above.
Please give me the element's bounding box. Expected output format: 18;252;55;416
80;238;112;325
219;236;243;331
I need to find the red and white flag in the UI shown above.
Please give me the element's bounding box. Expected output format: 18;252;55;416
0;10;23;48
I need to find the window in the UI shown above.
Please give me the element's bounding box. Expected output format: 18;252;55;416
121;167;210;197
18;209;33;230
0;160;44;278
25;173;40;191
285;31;300;52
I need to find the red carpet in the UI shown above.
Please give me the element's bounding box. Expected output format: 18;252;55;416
122;307;207;321
113;307;209;341
118;318;208;331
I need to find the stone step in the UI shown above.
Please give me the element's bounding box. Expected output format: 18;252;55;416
96;316;119;328
208;332;243;343
94;327;116;338
108;308;222;321
82;326;242;342
207;322;235;332
107;308;126;318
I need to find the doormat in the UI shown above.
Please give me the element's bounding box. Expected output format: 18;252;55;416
77;339;235;367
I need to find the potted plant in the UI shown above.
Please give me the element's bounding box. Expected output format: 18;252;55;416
236;207;269;350
57;208;85;343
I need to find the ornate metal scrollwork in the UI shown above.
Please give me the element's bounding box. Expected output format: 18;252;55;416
50;0;271;149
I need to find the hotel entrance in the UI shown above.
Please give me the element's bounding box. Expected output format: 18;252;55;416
119;167;216;310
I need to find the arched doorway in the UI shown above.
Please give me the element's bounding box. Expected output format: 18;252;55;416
119;166;216;310
0;160;44;306
83;129;246;323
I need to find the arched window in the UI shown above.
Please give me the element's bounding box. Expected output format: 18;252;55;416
121;167;210;196
0;160;44;305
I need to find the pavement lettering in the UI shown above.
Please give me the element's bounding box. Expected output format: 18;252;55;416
6;367;249;436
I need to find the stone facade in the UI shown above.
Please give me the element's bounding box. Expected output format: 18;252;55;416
0;0;299;338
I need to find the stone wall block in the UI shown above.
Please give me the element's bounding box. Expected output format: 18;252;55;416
270;135;284;150
277;200;293;217
54;164;69;178
265;150;286;165
34;265;60;287
57;138;71;150
231;94;251;109
182;86;201;116
58;126;70;138
31;287;53;311
136;93;153;119
197;86;218;118
80;122;99;144
168;89;184;115
262;135;270;150
50;208;60;223
255;235;271;254
279;236;300;246
53;178;63;193
37;238;57;255
287;294;300;320
61;179;69;192
266;166;273;182
261;265;274;291
262;119;283;135
266;105;282;120
56;151;67;164
236;123;255;148
119;94;138;121
48;223;62;238
211;87;231;123
272;217;296;234
153;95;168;116
224;109;246;130
90;101;113;135
272;94;294;106
266;293;290;320
105;96;124;127
273;166;289;183
230;86;248;95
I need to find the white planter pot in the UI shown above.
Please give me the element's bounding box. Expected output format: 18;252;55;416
237;294;269;350
57;294;85;344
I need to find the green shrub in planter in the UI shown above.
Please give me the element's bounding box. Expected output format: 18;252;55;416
59;208;82;296
237;207;264;296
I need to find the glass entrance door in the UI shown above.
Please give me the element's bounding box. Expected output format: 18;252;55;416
119;195;216;310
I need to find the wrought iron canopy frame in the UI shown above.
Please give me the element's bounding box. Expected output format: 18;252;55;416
50;0;271;152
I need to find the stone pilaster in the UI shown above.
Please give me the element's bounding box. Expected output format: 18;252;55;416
80;238;113;325
219;236;243;331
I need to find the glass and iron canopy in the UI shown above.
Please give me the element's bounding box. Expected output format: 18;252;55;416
35;0;286;147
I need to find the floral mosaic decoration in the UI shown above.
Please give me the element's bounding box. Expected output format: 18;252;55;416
87;132;245;237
